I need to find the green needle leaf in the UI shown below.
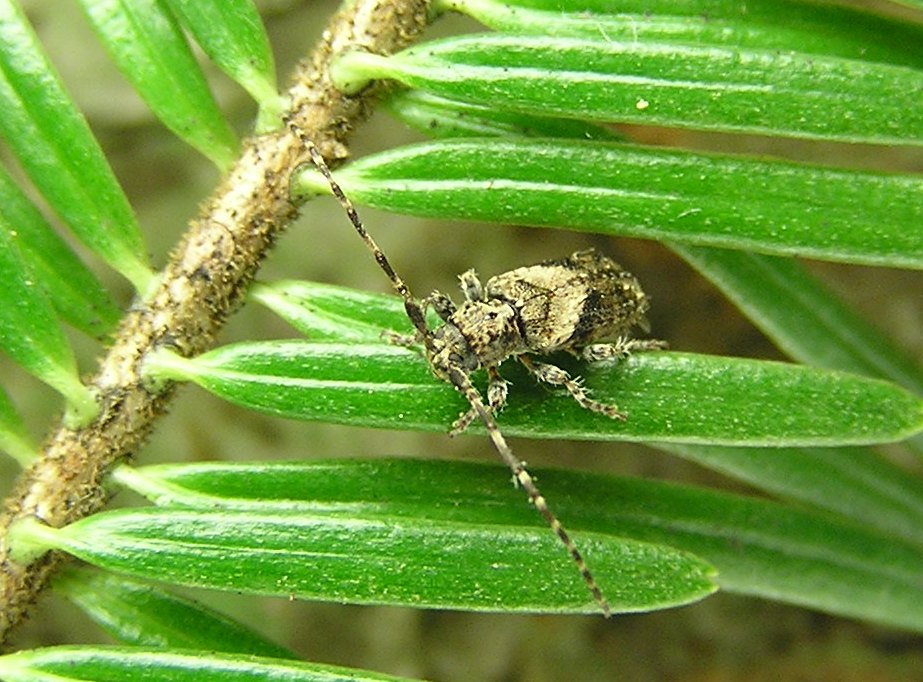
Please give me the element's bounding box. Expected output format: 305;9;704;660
144;340;923;447
0;646;425;682
295;139;923;269
0;0;152;291
441;0;923;68
668;245;923;458
119;458;923;631
55;568;296;659
164;0;280;130
250;280;433;342
0;218;97;425
385;89;623;141
22;506;717;615
0;165;120;339
332;33;923;145
78;0;239;169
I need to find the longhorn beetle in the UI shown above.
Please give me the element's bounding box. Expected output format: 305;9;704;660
287;119;665;616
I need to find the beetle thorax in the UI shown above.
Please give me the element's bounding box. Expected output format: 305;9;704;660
430;300;525;377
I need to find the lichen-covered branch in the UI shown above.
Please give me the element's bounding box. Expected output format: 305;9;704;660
0;0;430;645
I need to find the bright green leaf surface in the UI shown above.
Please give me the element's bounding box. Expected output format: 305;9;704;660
441;0;923;69
250;280;419;342
385;89;623;141
0;1;151;291
120;458;923;631
0;646;423;682
670;244;923;457
55;568;295;659
144;340;923;447
332;34;923;145
164;0;280;130
79;0;238;169
296;139;923;269
25;506;716;615
0;217;97;424
0;165;119;339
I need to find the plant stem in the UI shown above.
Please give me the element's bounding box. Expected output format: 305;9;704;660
0;0;431;646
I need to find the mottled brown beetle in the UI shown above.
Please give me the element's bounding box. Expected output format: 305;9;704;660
428;250;666;436
288;119;664;617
